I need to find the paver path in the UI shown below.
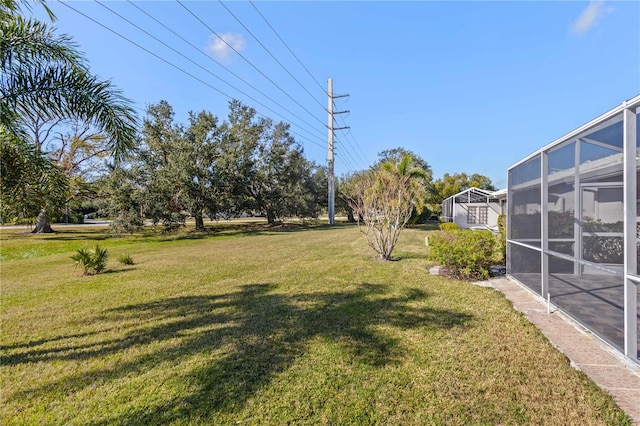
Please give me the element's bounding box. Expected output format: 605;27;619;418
485;277;640;424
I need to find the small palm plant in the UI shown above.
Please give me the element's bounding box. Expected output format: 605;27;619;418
118;253;134;265
71;245;109;275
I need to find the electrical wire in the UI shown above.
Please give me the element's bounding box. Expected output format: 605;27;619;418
334;110;369;168
334;136;361;170
334;146;357;172
57;0;327;151
176;0;326;128
335;128;366;169
218;0;325;110
331;113;367;169
125;0;325;142
344;130;370;167
96;0;325;145
249;0;326;94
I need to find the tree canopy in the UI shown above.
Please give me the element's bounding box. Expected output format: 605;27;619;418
427;172;496;210
99;100;326;233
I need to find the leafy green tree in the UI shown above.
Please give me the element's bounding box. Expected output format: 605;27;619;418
96;164;145;235
375;147;434;224
375;147;433;186
177;110;221;230
215;100;267;217
336;175;357;222
379;154;429;212
137;101;189;231
0;5;137;232
100;99;323;230
296;165;327;221
222;101;323;224
250;121;307;224
427;172;496;212
278;150;325;222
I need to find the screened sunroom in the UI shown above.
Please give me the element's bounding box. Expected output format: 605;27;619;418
507;94;640;363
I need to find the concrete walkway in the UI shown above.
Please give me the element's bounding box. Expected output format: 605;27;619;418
482;276;640;424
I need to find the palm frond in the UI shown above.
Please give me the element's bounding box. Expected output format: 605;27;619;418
0;130;69;219
1;53;138;163
0;16;80;69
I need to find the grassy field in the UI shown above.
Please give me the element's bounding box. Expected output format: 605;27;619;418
0;223;631;425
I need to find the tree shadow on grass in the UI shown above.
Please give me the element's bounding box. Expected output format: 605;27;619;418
392;251;427;261
32;229;111;242
7;283;474;424
162;222;355;241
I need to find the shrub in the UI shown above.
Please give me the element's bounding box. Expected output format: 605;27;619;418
71;245;109;275
439;222;459;231
54;212;84;224
428;229;496;280
497;214;507;264
408;207;432;226
118;253;134;265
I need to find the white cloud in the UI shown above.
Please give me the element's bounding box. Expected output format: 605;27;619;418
206;32;245;60
570;1;613;36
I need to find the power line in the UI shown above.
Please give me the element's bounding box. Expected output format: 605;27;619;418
344;130;370;167
218;0;325;110
249;0;326;94
334;118;369;168
334;123;367;168
57;1;326;151
334;136;361;170
176;0;326;128
334;145;358;171
95;0;324;145
125;0;325;143
327;91;368;170
331;102;369;168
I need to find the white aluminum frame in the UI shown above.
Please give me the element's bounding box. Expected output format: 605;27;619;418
507;94;640;363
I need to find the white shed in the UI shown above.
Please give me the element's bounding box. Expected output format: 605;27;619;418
441;187;506;231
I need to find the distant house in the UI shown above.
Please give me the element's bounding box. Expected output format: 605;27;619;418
441;187;507;231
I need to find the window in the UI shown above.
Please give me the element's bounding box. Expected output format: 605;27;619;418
468;206;489;224
479;207;489;224
467;207;477;224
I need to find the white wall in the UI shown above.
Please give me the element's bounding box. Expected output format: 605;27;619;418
453;201;502;230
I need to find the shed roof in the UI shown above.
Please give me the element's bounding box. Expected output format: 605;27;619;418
443;187;505;204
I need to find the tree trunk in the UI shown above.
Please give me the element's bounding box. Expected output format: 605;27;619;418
347;210;355;223
32;209;54;233
194;214;205;231
266;209;276;225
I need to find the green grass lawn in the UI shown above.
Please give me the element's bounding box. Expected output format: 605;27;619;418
0;223;631;425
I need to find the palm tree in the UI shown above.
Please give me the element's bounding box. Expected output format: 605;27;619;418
1;3;137;231
379;153;429;211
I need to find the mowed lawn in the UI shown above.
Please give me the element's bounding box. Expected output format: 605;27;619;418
0;224;631;425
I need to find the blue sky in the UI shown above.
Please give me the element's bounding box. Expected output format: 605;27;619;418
34;1;640;188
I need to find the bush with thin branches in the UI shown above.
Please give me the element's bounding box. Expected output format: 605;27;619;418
344;155;427;260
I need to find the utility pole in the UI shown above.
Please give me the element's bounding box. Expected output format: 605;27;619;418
327;78;349;225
